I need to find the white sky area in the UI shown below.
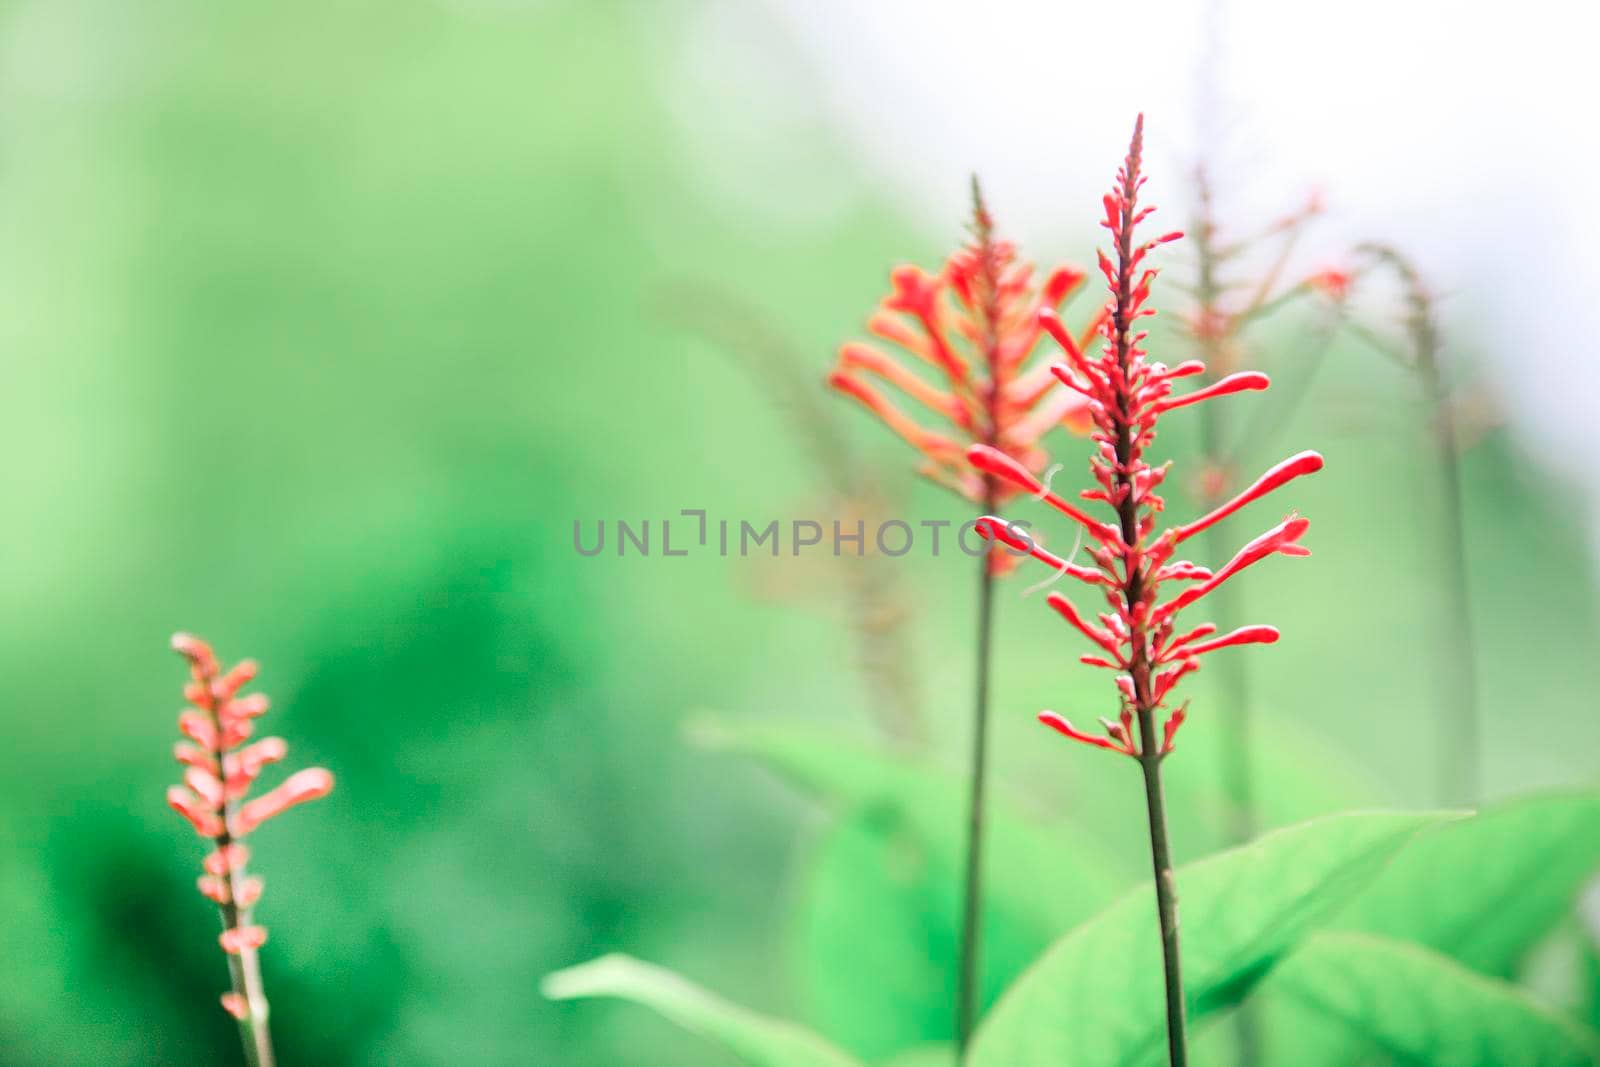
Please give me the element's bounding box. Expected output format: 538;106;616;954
670;0;1600;530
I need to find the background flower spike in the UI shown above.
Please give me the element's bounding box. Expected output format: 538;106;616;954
165;633;335;1066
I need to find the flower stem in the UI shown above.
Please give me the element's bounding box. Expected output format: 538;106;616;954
1134;717;1188;1067
199;665;276;1067
1424;358;1479;805
217;878;276;1067
1355;244;1480;805
956;525;997;1056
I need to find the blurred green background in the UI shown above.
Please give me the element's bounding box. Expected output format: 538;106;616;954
1;1;1596;1064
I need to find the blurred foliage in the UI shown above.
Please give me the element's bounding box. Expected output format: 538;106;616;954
1;0;1598;1065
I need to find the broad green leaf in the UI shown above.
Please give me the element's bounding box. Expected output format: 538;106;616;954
542;954;865;1067
1337;790;1600;976
1270;932;1600;1066
879;1045;954;1067
698;719;1126;1058
968;811;1454;1067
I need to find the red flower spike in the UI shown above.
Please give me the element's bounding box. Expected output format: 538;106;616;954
164;634;333;1017
993;116;1321;757
830;182;1099;545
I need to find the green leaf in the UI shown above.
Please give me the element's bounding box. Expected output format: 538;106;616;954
1337;790;1600;976
542;954;866;1067
878;1046;955;1067
1269;932;1600;1066
968;811;1454;1067
698;719;1126;1058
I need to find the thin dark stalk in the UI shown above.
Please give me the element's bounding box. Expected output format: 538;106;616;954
957;178;1006;1055
1354;244;1480;805
1136;712;1187;1067
198;671;275;1067
1424;355;1480;805
956;512;996;1055
215;856;275;1067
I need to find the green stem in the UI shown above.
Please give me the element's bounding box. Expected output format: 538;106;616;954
1135;716;1188;1067
955;540;997;1055
200;668;276;1067
1424;362;1479;806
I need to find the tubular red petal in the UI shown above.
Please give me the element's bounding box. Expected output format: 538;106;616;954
220;993;248;1020
1174;451;1324;543
197;875;229;903
1153;371;1271;414
968;445;1113;537
178;710;216;750
829;371;961;461
174;742;216;772
171;633;219;679
214;660;258;700
220;718;255;749
1157;516;1312;621
967;443;1041;494
1161;706;1188;755
224;737;289;798
167;787;223;837
232;768;335;836
1158;622;1217;660
1041;265;1086;306
973;516;1103;584
222;693;270;721
1182;625;1281;657
1046;592;1122;657
1152;658;1200;705
1038;711;1125;753
839;342;962;421
184;767;224;809
1039;308;1097;382
1160;360;1207;380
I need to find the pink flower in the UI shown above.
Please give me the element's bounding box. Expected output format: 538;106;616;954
166;633;333;1014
